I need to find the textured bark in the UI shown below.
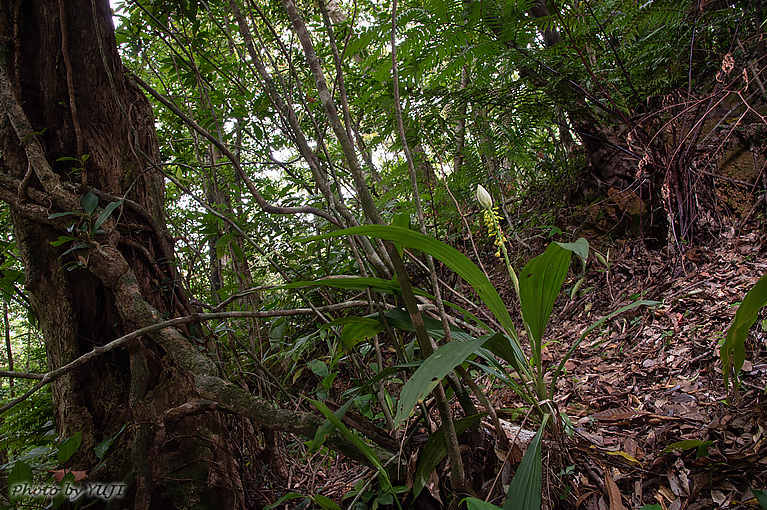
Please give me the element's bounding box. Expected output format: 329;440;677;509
0;1;243;508
0;3;395;508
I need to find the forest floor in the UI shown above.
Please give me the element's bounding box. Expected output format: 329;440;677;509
264;217;767;510
479;219;767;510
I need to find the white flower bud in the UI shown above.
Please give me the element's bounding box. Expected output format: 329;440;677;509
476;184;493;209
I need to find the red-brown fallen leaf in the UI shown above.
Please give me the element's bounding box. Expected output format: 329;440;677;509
590;407;650;422
51;469;88;483
575;490;595;508
604;469;627;510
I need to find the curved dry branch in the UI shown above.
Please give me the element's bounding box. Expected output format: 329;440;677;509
0;301;370;413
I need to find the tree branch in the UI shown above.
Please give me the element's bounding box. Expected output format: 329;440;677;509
0;370;43;380
129;72;340;227
0;65;79;212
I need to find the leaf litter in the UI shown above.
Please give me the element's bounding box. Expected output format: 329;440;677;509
257;226;767;509
494;225;767;509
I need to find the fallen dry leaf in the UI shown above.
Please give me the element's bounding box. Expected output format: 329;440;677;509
604;470;627;510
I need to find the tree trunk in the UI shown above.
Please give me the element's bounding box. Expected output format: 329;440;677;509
0;1;244;507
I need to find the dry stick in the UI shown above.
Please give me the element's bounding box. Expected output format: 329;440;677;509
0;302;370;415
158;168;341;329
420;127;490;279
386;0;510;478
244;0;340;195
453;65;469;174
582;1;640;102
0;0;382;469
97;243;392;465
0;370;42;380
317;0;354;143
487;406;535;500
280;0;386;229
388;1;468;492
737;38;767;95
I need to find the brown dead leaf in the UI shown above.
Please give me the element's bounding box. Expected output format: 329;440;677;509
604;470;627;510
575;490;595;508
424;468;443;506
590;407;650;422
657;485;675;501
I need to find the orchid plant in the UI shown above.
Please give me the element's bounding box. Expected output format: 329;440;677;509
293;184;655;509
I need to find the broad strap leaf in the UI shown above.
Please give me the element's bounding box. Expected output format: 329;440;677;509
394;335;488;427
518;242;575;354
502;422;544;510
303;225;519;341
721;273;767;388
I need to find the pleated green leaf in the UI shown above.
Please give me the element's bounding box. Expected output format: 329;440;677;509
338;317;386;350
394;335;488;427
518;241;583;355
502;423;544;510
721;273;767;388
752;488;767;509
382;307;475;342
482;332;530;377
8;460;33;502
313;494;342;510
303;226;518;339
463;497;502;509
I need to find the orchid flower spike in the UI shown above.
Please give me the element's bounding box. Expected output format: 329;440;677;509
476;184;493;209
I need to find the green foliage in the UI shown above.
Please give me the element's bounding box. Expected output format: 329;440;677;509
464;498;504;510
662;439;712;457
309;398;400;507
56;431;81;463
460;420;546;510
720;274;767;394
62;0;766;506
305;226;519;339
413;413;485;498
753;489;767;510
8;460;33;502
502;421;546;510
519;241;587;362
394;335;490;426
301;222;658;509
